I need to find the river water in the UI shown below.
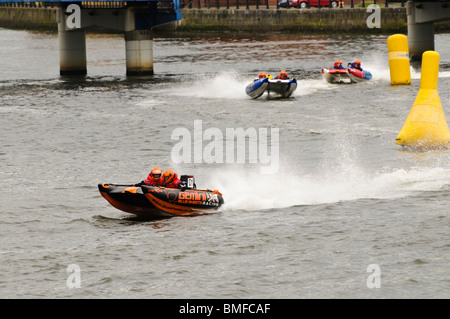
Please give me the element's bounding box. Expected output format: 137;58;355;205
0;28;449;300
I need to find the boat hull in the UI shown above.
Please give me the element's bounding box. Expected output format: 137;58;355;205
322;68;372;83
246;77;297;99
347;68;373;82
98;184;171;218
98;183;224;218
267;78;297;98
321;68;350;83
245;77;269;99
141;185;224;216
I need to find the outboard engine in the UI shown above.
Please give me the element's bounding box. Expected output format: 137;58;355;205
180;175;196;189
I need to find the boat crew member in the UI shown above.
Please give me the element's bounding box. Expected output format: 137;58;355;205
349;59;363;71
333;59;344;69
258;72;267;79
162;169;182;188
276;70;289;80
135;166;164;186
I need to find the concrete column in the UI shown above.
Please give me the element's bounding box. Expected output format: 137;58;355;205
58;8;87;76
58;29;87;75
407;1;435;61
124;30;154;76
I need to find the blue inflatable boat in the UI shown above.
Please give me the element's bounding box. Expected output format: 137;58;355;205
246;77;297;99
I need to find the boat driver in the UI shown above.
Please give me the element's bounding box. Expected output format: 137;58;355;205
276;70;289;80
333;59;344;69
134;166;164;186
349;59;363;71
162;170;182;188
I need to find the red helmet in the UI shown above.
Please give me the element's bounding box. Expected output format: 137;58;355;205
162;169;176;184
258;72;266;79
354;59;361;67
149;167;162;180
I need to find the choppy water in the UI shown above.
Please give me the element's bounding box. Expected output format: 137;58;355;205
1;28;449;299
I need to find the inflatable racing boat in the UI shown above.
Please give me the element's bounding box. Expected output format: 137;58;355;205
322;68;372;84
246;77;297;99
98;176;224;218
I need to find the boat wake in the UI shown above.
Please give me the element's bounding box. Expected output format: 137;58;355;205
204;163;450;212
154;57;432;101
171;71;249;99
165;70;358;100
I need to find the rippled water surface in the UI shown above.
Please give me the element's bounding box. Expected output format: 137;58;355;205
1;28;449;299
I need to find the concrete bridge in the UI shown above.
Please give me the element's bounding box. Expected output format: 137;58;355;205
0;0;448;74
0;0;182;75
407;1;450;60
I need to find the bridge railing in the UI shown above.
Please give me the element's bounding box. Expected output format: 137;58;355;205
0;1;127;7
178;0;406;9
0;0;407;8
0;0;180;6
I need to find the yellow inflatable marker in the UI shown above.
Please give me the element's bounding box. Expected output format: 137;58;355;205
387;34;411;85
396;51;450;149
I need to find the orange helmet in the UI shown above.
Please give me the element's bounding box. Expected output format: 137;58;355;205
258;72;266;79
334;59;343;68
150;167;162;180
162;169;175;184
354;59;361;67
279;70;288;79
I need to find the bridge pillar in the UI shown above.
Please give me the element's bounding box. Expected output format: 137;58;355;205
58;29;87;75
407;1;435;61
125;30;154;76
57;8;87;76
54;2;181;76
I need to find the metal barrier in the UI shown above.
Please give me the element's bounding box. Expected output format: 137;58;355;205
0;0;408;8
179;0;406;9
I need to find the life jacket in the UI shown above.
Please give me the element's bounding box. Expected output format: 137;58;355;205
144;174;163;186
162;173;181;188
164;179;181;188
350;62;362;70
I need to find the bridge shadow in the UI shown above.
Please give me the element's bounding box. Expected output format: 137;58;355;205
57;73;183;88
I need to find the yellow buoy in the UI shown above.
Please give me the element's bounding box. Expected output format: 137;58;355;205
396;51;450;149
387;34;411;85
